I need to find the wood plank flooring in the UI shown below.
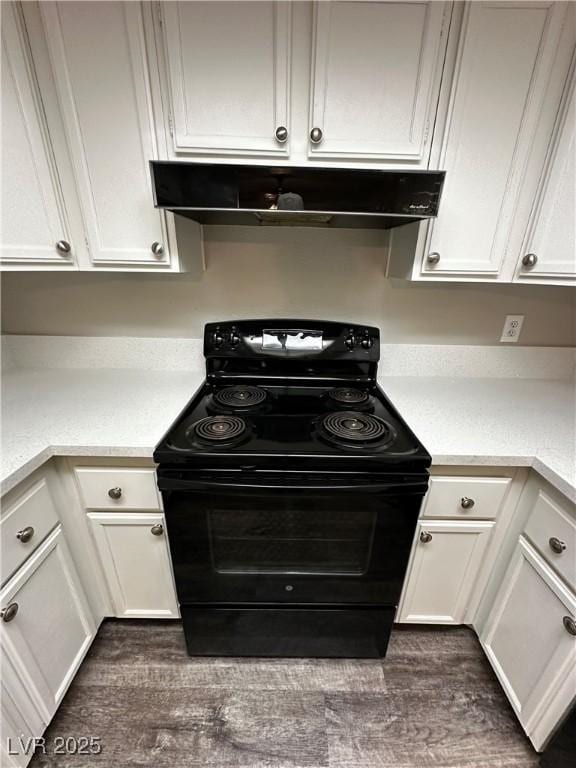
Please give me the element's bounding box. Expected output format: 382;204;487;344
29;621;567;768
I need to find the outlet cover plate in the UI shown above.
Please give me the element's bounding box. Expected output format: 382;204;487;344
500;315;525;343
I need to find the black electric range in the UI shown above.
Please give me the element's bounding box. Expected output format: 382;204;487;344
155;319;431;658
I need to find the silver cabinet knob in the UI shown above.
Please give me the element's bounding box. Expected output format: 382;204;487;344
420;531;433;543
55;240;71;254
151;523;164;536
549;537;567;554
426;252;440;265
310;127;323;144
275;126;288;143
1;603;19;623
151;242;164;256
563;616;576;636
461;497;475;510
522;253;538;269
108;487;122;500
16;526;34;543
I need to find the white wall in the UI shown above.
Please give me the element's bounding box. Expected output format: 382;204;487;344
2;226;575;346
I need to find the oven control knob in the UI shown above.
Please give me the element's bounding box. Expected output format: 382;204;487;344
229;331;240;347
345;334;356;350
360;336;373;350
212;331;224;348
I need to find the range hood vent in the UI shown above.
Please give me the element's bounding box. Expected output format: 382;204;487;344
151;162;445;230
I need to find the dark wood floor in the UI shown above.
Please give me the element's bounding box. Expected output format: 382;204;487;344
29;621;568;768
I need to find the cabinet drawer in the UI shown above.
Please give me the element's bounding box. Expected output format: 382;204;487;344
421;476;511;519
524;490;576;588
1;478;59;585
74;467;161;511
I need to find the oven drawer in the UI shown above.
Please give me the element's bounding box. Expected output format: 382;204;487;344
180;605;396;658
74;467;161;511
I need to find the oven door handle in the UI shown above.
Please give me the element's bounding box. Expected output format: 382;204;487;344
157;477;429;494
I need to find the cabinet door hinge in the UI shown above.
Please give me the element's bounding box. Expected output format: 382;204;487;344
84;236;91;254
168;112;174;138
156;2;163;26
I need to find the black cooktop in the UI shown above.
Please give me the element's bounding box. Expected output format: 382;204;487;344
154;319;431;472
154;381;430;472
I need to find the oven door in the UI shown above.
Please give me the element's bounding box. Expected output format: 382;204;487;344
157;470;427;606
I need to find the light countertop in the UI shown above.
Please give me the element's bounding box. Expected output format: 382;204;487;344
1;367;574;501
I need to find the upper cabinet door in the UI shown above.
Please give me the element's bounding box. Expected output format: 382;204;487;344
1;3;76;269
38;2;171;267
162;1;292;156
515;71;575;283
422;1;573;277
308;1;450;164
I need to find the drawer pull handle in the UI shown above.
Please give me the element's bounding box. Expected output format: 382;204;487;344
151;524;164;536
1;603;19;623
108;487;122;500
420;531;433;543
563;616;576;636
549;537;566;554
461;497;475;510
16;526;34;543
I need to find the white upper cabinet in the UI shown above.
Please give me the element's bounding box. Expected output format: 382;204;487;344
36;2;174;268
308;1;450;164
0;3;76;269
420;1;574;278
515;69;576;283
161;1;292;156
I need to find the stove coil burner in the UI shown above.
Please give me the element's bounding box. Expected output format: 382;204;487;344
321;411;393;446
328;387;369;406
192;415;247;444
213;386;267;409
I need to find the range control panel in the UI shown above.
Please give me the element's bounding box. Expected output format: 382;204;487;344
204;320;380;361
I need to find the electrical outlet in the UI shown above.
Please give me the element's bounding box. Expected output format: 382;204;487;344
500;315;525;343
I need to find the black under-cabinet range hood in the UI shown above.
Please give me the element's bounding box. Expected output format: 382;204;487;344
150;161;445;229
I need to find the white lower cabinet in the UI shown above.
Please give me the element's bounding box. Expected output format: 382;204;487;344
88;512;179;619
398;520;494;624
480;536;576;750
0;526;95;724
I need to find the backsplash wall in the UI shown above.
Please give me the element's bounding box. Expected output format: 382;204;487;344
2;227;575;346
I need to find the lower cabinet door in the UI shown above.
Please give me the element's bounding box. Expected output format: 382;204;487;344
1;679;45;768
480;536;576;750
88;512;179;619
398;520;494;624
0;526;95;723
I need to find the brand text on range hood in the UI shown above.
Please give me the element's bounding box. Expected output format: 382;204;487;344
150;162;445;229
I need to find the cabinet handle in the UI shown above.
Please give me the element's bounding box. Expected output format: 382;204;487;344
151;523;164;536
426;252;440;266
108;487;122;500
16;526;34;543
460;497;475;510
55;240;71;254
1;603;19;623
310;127;323;144
563;616;576;636
521;253;538;269
549;537;567;554
420;531;433;543
151;242;164;256
275;126;288;143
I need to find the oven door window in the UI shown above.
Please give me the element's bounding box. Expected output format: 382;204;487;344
208;505;376;576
